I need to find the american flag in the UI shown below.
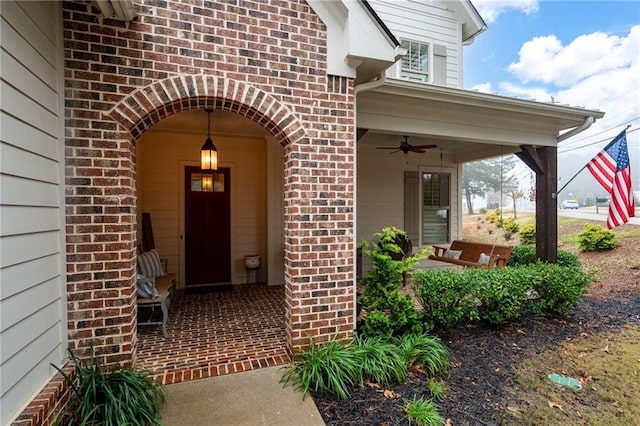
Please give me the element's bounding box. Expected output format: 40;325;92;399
586;129;635;229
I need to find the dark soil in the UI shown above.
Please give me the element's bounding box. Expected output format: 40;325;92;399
315;294;640;426
315;220;640;425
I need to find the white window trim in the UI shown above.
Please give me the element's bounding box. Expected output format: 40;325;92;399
398;38;432;83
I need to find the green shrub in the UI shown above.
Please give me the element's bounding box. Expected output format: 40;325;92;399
484;210;498;224
509;245;581;269
503;217;520;233
472;268;529;325
358;227;427;338
528;264;592;315
478;208;487;214
412;269;479;330
360;310;394;340
518;224;536;245
405;396;446;426
557;250;582;269
577;223;617;251
53;346;165;426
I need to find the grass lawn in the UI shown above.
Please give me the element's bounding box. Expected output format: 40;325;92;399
464;212;640;424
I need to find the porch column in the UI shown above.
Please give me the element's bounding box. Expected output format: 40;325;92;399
517;145;558;263
535;147;558;262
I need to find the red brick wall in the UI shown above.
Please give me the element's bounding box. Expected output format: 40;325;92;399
63;0;355;363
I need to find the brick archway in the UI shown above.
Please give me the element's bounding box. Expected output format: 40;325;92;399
104;74;316;361
106;74;306;145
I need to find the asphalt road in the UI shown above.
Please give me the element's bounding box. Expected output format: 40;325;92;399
557;207;640;225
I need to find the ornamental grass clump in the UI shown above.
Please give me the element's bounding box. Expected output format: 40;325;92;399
352;335;408;386
405;396;446;426
280;333;450;401
394;334;449;376
53;346;165;426
280;339;361;401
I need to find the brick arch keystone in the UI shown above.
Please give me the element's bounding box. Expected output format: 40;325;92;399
106;74;306;145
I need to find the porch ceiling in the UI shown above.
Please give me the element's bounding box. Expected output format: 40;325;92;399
356;79;605;163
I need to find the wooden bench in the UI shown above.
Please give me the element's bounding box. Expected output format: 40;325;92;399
429;240;513;268
137;273;175;338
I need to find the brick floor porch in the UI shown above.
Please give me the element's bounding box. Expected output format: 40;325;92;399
135;283;290;385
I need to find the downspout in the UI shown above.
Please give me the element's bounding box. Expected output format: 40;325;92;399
557;116;595;142
352;71;387;325
354;71;387;95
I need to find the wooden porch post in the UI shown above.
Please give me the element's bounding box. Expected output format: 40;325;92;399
535;147;557;263
516;145;558;263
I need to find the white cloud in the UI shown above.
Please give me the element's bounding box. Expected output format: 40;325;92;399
508;26;640;87
470;82;494;93
472;0;539;24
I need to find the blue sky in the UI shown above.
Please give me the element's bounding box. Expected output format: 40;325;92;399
462;0;639;199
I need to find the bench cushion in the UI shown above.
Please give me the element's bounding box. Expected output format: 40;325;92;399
429;240;512;268
138;249;165;278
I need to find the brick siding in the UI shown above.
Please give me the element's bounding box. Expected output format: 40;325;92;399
63;0;355;366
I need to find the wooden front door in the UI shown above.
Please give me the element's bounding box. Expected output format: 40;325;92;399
184;166;231;285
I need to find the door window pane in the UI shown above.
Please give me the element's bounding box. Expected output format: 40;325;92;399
422;173;450;244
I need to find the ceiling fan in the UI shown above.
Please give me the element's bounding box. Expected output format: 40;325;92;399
376;135;437;154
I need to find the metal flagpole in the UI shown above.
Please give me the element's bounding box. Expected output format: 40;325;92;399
557;164;587;195
557;124;631;196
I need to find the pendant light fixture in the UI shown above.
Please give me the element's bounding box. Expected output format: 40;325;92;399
201;108;218;173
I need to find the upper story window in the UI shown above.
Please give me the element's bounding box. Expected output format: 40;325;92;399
400;39;429;82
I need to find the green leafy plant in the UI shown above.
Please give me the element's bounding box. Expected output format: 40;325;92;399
473;268;529;325
577;223;617;251
518;223;536;245
527;264;592;315
394;334;449;376
509;245;581;269
358;227;427;338
280;338;361;401
281;333;450;401
405;396;446;426
53;345;165;426
426;378;448;401
502;217;520;233
484;208;502;225
413;269;479;330
352;336;407;386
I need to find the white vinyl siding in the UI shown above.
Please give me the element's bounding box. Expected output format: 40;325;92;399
0;1;66;424
357;145;460;247
137;128;284;287
368;0;462;87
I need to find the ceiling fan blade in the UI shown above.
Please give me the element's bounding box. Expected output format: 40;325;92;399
376;146;401;149
389;149;402;154
410;149;426;153
411;144;437;149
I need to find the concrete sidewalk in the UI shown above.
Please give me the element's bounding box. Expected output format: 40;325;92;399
159;366;325;426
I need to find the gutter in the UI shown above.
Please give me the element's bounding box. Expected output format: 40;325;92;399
557;116;595;142
354;71;387;95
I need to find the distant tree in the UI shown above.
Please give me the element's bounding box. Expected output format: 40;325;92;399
462;156;518;215
508;189;525;218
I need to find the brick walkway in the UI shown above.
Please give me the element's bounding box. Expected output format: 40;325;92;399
136;284;290;385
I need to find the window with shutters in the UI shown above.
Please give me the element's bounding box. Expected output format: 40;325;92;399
422;173;450;244
399;39;430;82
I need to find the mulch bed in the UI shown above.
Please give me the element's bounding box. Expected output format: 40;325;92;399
314;293;640;425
